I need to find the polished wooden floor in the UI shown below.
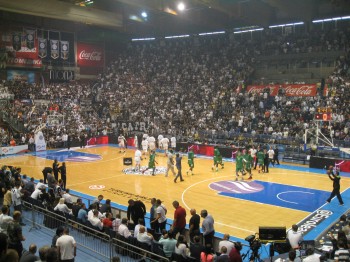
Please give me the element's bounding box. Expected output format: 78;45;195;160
1;145;349;240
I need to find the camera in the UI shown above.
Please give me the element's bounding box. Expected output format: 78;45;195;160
245;234;261;252
243;234;262;262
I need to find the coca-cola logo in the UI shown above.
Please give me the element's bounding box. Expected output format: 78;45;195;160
247;86;265;94
247;84;317;97
79;50;102;61
284;85;315;96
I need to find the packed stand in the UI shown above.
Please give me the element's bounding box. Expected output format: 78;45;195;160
1;26;350;149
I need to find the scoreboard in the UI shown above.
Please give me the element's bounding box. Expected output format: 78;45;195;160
315;107;332;121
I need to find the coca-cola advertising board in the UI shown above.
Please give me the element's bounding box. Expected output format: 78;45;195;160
247;84;318;97
77;43;104;67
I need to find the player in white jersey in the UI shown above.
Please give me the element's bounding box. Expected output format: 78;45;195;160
142;133;149;140
141;138;149;157
161;137;170;156
148;136;156;152
267;147;275;167
157;134;164;149
250;146;257;169
165;150;176;177
134;149;142;172
134;134;138;148
118;135;126;153
170;136;176;150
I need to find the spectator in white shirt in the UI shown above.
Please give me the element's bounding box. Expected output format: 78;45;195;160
118;218;132;238
30;188;44;200
287;224;303;249
218;234;235;255
88;205;104;221
54;198;72;216
112;214;122;232
134;218;144;238
35;179;47;190
56;227;76;261
62;189;73;204
137;226;153;246
88;209;103;230
0;206;13;234
12;182;25;226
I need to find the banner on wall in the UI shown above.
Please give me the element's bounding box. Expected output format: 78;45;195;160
247;84;318;97
7;70;35;83
50;40;59;59
60;41;69;60
1;30;38;59
25;29;36;49
6;57;42;68
38;38;47;58
77;42;104;67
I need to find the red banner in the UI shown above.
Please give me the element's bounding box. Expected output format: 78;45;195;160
77;43;104;67
2;31;39;60
7;58;42;68
247;84;318;97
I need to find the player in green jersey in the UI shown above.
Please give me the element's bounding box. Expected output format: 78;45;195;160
256;148;265;173
235;151;245;181
142;150;158;176
187;149;195;175
242;150;253;180
212;148;224;171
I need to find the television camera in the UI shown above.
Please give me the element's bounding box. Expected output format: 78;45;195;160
243;234;262;262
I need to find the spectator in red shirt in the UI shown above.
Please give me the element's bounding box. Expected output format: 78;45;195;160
10;138;16;147
229;242;243;262
171;200;186;237
102;212;113;228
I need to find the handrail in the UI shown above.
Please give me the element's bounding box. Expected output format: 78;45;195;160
22;199;169;261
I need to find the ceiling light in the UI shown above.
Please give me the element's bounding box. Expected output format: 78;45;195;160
141;12;148;18
177;2;185;11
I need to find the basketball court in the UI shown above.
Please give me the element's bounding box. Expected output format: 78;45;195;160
1;145;350;241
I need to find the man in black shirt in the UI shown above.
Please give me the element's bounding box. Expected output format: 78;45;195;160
100;199;112;214
72;199;83;218
127;199;146;226
42;167;53;184
326;167;344;205
52;159;60;182
189;236;205;260
273;146;280;165
59;162;67;190
189;208;200;242
20;244;38;262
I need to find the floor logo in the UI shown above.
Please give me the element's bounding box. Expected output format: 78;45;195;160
123;166;167;176
209;180;264;194
66;155;102;162
89;185;105;189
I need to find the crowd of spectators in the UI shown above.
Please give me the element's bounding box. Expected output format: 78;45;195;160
2;160;350;261
0;163;240;261
0;25;349;150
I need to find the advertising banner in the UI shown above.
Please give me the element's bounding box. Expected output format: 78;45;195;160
35;131;47;151
246;84;318;97
77;42;104;67
6;58;42;68
0;145;28;155
7;70;35;83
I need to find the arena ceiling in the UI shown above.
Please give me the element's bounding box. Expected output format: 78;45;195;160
0;0;349;36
